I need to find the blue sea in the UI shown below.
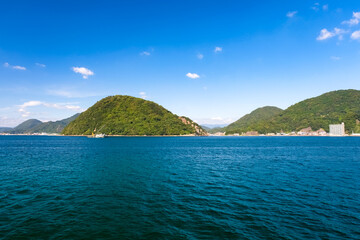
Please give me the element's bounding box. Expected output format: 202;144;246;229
0;136;359;239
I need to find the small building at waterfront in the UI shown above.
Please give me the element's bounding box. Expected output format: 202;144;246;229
316;128;327;136
329;122;345;136
297;127;312;136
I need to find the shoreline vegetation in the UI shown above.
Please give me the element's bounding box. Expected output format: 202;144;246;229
1;133;360;137
2;89;360;137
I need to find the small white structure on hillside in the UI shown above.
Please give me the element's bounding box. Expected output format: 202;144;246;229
329;122;345;136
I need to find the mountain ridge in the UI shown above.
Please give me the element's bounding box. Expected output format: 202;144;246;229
225;89;360;134
7;114;80;134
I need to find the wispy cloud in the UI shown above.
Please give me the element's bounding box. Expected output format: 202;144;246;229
72;67;94;79
35;63;46;68
316;28;346;41
311;3;328;11
197;53;204;60
18;100;83;117
139;92;147;99
13;66;26;70
18;101;42;117
186;73;200;79
214;47;222;53
4;62;26;70
140;48;154;56
286;11;298;18
351;30;360;40
342;12;360;26
311;3;320;11
140;51;151;56
330;56;341;61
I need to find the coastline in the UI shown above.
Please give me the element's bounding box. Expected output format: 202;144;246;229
1;133;359;137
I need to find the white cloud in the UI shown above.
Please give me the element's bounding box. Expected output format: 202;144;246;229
186;73;200;79
72;67;94;79
36;63;46;68
316;28;346;41
323;4;328;11
197;53;204;59
18;100;83;118
317;29;334;40
351;30;360;40
330;56;341;61
139;92;147;99
214;47;222;53
286;11;298;18
20;101;43;108
4;62;26;70
13;65;26;70
18;101;42;117
342;12;360;26
140;51;151;56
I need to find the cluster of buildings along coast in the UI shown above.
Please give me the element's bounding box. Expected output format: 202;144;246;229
212;122;359;137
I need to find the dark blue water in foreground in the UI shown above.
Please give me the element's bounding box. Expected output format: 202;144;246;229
1;136;360;239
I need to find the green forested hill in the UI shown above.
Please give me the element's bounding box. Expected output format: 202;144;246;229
225;106;283;134
9;119;43;134
230;89;360;134
62;95;207;136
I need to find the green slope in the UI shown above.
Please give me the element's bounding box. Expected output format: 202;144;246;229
243;89;360;133
0;127;12;133
200;125;211;131
224;106;283;134
29;113;80;133
9;119;43;134
62;95;207;136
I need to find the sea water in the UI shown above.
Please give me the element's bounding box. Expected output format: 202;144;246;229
0;136;359;239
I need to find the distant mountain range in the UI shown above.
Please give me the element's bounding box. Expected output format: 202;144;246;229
200;124;228;130
6;114;80;134
0;127;13;133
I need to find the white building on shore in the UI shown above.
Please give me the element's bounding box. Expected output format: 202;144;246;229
329;122;345;136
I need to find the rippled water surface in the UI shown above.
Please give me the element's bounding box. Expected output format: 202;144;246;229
1;136;360;239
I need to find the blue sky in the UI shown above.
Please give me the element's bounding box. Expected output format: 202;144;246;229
1;0;360;127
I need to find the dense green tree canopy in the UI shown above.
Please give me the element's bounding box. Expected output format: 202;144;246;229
225;90;360;134
62;95;206;136
224;106;283;134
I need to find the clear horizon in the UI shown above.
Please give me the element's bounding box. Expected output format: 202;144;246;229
1;0;360;127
